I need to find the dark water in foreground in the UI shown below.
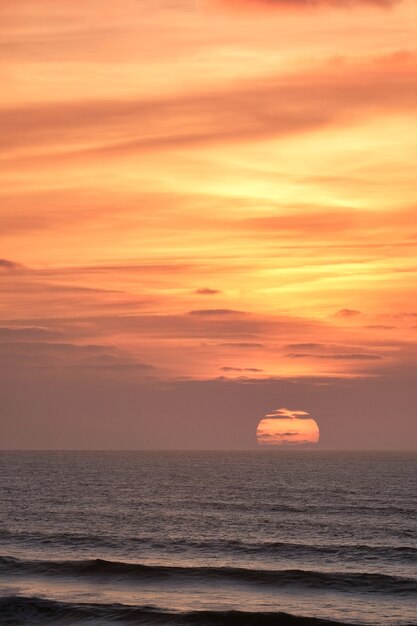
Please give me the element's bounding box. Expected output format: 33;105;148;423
0;451;416;626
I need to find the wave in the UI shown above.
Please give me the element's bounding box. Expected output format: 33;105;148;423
0;595;362;626
1;556;416;595
1;529;416;563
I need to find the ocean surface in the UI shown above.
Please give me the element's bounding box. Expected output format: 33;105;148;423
0;451;416;626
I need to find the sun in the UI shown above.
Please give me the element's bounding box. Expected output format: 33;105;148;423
256;408;320;447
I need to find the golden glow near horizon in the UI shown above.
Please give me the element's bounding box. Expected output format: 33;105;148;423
1;0;417;383
257;408;320;446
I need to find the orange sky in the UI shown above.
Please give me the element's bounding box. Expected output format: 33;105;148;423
1;0;417;448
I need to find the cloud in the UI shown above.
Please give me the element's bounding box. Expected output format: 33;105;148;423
0;326;61;341
0;274;152;318
0;303;325;371
335;308;362;318
265;407;311;419
365;325;397;330
3;53;417;161
241;211;360;235
194;288;222;295
238;206;417;244
399;312;417;317
61;260;196;276
0;340;153;371
189;309;247;316
278;439;316;446
285;343;322;350
0;259;24;271
219;342;265;348
286;352;382;360
220;0;398;10
220;366;264;371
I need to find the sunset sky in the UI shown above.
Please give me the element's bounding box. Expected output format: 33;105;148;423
1;0;417;449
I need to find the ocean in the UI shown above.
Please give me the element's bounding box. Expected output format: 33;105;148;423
0;451;416;625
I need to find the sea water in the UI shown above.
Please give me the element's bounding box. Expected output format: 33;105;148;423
0;451;416;625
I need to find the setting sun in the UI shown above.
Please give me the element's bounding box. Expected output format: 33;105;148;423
256;408;320;446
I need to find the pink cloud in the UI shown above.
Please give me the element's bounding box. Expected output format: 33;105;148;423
220;0;398;10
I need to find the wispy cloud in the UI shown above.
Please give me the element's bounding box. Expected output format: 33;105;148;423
220;0;398;10
194;288;222;295
335;308;362;318
0;259;24;271
189;309;247;316
220;366;264;371
0;340;153;372
286;352;382;360
0;326;61;341
3;54;417;161
219;342;265;348
265;407;311;419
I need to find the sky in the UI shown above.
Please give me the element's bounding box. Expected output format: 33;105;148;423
1;0;417;449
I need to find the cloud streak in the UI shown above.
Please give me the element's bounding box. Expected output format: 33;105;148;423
286;352;382;360
194;288;222;295
0;340;154;372
220;0;398;10
0;259;24;271
265;407;311;419
2;54;417;161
